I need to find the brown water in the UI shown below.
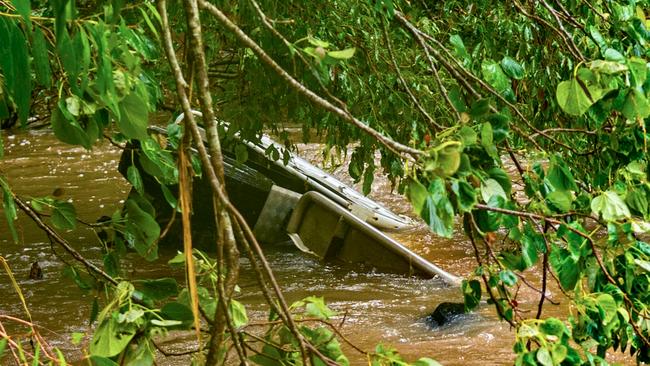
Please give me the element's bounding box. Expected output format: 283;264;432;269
0;129;599;365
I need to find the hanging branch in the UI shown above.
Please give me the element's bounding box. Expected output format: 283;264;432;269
246;0;349;112
13;195;118;287
381;17;445;132
197;0;423;160
156;1;313;363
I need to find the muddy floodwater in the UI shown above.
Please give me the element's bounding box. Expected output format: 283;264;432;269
0;129;618;365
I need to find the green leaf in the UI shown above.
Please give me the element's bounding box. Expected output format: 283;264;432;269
307;37;330;48
591;191;631;221
622;89;650;120
603;48;624;61
596;293;618;324
117;93;149;140
487;168;511;196
481;122;498;159
499;270;517;286
51;201;77;230
462;279;481;311
626;187;648;216
433;141;462;177
500;56;524;79
137;278;178;301
549;246;580;290
234;143;249;164
458;125;477;146
13;0;31;29
408;179;428;214
327;48;355;59
451;179;477;212
0;17;32;126
556;78;596;116
150;319;182;327
521;224;541;268
588;60;628;74
161;302;194;322
89;356;119;366
421;178;455;238
449;34;469;62
546;190;572;213
0;338;7;359
536;348;553;366
1;183;18;243
481;178;507;203
481;59;512;99
124;197;160;261
127;166;144;196
51;102;92;149
539;318;566;337
470;98;490;118
31;27;52;87
90;317;136;358
230;299;249;327
547;157;578;192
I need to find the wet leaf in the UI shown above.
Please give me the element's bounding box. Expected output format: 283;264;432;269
550;246;579;290
451;179;477;212
421;178;455;238
481;178;507;203
90;317;136;358
536;348;553;366
31;27;52;87
462;279;481;311
1;183;18;243
327;47;355;59
481;122;498;159
230;299;249;327
127;166;144;195
591;191;631;221
408;179;428;214
52;201;77;230
117;92;149;141
556;77;600;116
137;278;178;301
546;190;572;213
501;56;524;79
124;197;160;261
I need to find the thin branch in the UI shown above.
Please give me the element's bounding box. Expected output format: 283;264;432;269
381;17;445;131
197;0;423;160
13;196;118;286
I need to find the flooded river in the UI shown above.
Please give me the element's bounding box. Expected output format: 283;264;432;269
0;128;576;365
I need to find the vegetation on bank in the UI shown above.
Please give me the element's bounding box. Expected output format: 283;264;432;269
1;0;650;365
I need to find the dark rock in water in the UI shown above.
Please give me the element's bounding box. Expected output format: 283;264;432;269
426;302;466;327
29;262;43;280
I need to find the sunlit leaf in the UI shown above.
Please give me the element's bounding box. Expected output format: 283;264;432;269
327;48;355;59
500;56;524;79
591;191;631;221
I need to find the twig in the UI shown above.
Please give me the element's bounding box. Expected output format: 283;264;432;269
197;0;423;160
381;17;445;131
13;196;118;286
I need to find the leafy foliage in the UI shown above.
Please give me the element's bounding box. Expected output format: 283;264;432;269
3;0;650;365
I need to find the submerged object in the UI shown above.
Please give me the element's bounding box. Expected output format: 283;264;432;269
425;302;467;327
287;191;461;285
29;261;43;280
122;111;460;285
